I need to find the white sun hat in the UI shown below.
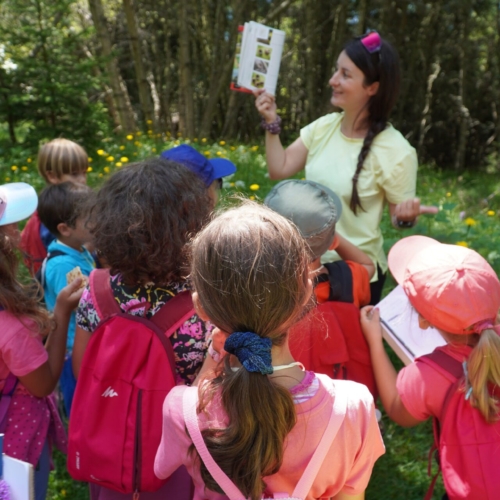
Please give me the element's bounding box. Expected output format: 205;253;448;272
0;182;38;226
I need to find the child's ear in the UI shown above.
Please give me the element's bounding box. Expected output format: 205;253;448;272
57;222;71;237
192;291;210;322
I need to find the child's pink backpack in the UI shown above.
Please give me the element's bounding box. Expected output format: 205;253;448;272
182;383;347;499
68;269;195;494
419;349;500;500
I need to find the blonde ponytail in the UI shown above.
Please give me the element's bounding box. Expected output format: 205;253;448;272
466;329;500;422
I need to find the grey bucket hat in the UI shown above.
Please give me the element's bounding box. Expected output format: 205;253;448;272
264;179;342;259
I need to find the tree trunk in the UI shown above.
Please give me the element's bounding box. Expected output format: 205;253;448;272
178;0;195;138
418;60;440;156
88;0;136;132
122;0;155;129
357;0;368;36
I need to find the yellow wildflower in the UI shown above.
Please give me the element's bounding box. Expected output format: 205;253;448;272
230;182;235;187
136;131;142;137
456;241;468;247
487;210;495;216
97;149;105;155
147;130;153;135
204;151;211;157
120;157;129;163
152;148;157;153
230;146;236;151
147;119;153;125
116;162;122;168
11;165;17;171
119;145;125;150
219;141;226;146
174;140;180;146
251;146;259;152
464;217;477;226
21;166;28;171
104;166;110;174
446;192;451;197
134;141;141;147
194;138;198;142
87;167;93;173
202;138;207;143
106;156;115;162
250;184;260;191
98;173;103;178
126;134;133;140
5;177;10;181
177;132;182;138
250;196;255;200
27;158;32;163
216;151;222;156
88;157;93;162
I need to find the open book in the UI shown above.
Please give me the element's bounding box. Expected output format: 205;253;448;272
230;21;285;95
377;285;446;365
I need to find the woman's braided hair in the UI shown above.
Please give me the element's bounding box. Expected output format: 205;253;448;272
344;35;401;214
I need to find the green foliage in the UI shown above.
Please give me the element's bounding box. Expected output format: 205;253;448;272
0;0;110;152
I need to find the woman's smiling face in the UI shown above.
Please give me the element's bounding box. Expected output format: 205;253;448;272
329;50;379;113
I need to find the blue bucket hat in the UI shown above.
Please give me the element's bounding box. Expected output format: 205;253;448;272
160;145;237;187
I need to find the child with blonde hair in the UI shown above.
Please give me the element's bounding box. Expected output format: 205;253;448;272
21;138;89;275
155;202;384;500
361;235;500;499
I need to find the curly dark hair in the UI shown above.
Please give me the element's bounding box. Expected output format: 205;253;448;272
89;158;211;285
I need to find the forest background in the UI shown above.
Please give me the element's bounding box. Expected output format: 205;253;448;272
0;0;500;172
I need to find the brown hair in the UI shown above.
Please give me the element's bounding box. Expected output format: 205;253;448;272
0;228;53;336
38;182;94;237
190;202;311;500
37;138;88;182
464;328;500;422
343;36;401;214
89;158;211;286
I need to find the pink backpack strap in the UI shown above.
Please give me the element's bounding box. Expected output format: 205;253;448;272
149;291;194;337
182;380;347;500
417;350;463;383
89;269;120;321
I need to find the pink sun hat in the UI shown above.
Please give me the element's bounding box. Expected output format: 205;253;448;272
0;182;38;226
388;235;500;335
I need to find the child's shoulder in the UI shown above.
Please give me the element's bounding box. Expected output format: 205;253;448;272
316;373;374;409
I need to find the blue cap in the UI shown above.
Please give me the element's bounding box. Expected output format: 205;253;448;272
160;145;237;187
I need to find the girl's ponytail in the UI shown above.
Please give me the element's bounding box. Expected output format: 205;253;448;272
198;359;296;500
466;329;500;422
350;119;386;213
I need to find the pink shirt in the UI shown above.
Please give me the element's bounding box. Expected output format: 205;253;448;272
0;311;48;386
155;373;384;499
396;344;472;421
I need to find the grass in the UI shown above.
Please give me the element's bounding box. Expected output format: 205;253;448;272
3;134;500;499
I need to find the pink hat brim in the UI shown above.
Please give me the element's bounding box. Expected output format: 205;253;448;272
388;235;441;285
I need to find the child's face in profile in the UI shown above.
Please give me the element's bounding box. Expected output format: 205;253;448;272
46;171;87;186
0;222;21;248
208;179;223;207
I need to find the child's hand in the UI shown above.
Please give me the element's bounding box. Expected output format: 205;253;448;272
55;278;85;314
360;306;384;348
254;89;278;123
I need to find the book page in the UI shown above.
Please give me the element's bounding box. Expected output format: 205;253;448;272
237;21;285;95
377;285;446;365
3;454;34;500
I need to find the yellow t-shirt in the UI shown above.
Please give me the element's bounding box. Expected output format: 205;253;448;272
301;112;417;280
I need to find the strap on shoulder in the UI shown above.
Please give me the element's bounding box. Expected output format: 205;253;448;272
292;383;347;498
89;269;120;321
324;261;354;303
150;291;194;337
0;372;18;433
183;388;245;500
418;350;463;382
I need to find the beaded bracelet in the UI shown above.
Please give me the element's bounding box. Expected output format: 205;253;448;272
261;115;282;135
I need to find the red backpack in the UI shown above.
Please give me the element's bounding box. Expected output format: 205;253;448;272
68;269;195;494
289;262;377;399
20;211;47;276
419;350;500;500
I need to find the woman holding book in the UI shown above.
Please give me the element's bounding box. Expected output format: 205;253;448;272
255;32;437;303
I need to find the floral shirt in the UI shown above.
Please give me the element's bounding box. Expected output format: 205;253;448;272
76;273;213;385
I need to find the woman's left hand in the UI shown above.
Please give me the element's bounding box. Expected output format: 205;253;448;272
391;198;439;226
